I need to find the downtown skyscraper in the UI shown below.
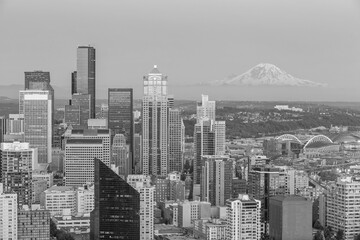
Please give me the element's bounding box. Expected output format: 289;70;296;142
91;158;140;240
169;109;184;172
142;65;170;176
108;88;134;172
193;95;226;185
20;90;52;164
75;46;96;118
24;71;54;125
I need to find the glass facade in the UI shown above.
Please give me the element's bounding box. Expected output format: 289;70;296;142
22;90;52;164
18;209;50;239
71;94;91;128
91;158;140;240
64;105;80;126
77;46;96;118
108;88;134;171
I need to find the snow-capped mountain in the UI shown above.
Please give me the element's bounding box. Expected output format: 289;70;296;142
208;63;327;87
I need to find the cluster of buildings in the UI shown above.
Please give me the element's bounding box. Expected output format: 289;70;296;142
1;44;360;240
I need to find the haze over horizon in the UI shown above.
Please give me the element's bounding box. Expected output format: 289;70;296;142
0;0;359;101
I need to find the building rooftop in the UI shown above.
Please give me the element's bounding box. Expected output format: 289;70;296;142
45;185;75;193
270;195;309;202
149;65;161;74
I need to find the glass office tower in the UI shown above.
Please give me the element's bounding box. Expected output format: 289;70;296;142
90;158;140;240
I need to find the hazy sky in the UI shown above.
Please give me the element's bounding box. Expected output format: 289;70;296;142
0;0;359;101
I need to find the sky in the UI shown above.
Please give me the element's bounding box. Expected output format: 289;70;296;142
0;0;359;101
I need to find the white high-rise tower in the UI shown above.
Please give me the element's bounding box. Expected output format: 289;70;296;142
21;90;52;165
142;65;170;176
196;94;215;123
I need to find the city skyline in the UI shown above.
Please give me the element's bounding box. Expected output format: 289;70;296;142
0;0;359;101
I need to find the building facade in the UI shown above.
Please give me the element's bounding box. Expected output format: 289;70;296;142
142;65;170;176
21;90;52;164
226;194;261;240
91;158;140;240
108;88;134;171
41;186;76;216
112;134;130;178
76;46;96;118
18;206;51;240
64;138;103;186
269;195;312;240
201;155;233;206
0;184;18;240
1;142;36;206
169;109;183;172
193;119;215;185
327;176;360;240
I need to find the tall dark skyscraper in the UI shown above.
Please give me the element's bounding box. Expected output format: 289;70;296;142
90;158;140;240
0;116;6;143
71;71;77;95
108;88;134;172
193;120;215;185
76;46;96;118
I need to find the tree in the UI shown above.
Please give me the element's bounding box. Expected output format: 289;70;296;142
324;226;333;240
50;219;57;237
50;218;74;240
354;234;360;240
336;229;345;240
313;220;324;230
314;231;324;240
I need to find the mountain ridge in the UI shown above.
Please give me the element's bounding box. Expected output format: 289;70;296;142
205;63;327;87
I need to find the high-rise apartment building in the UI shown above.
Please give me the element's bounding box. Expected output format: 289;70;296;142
193;119;215;185
269;195;312;240
226;194;261;240
201;155;233;206
108;88;134;170
64;138;103;186
196;95;215;123
1;142;37;207
142;65;171;176
127;175;155;240
76;46;96;118
112;134;129;178
169;109;183;172
91;158;140;240
0;184;18;240
214;121;226;155
327;176;360;240
21;90;52;164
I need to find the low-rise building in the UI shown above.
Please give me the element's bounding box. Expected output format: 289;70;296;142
41;185;76;216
